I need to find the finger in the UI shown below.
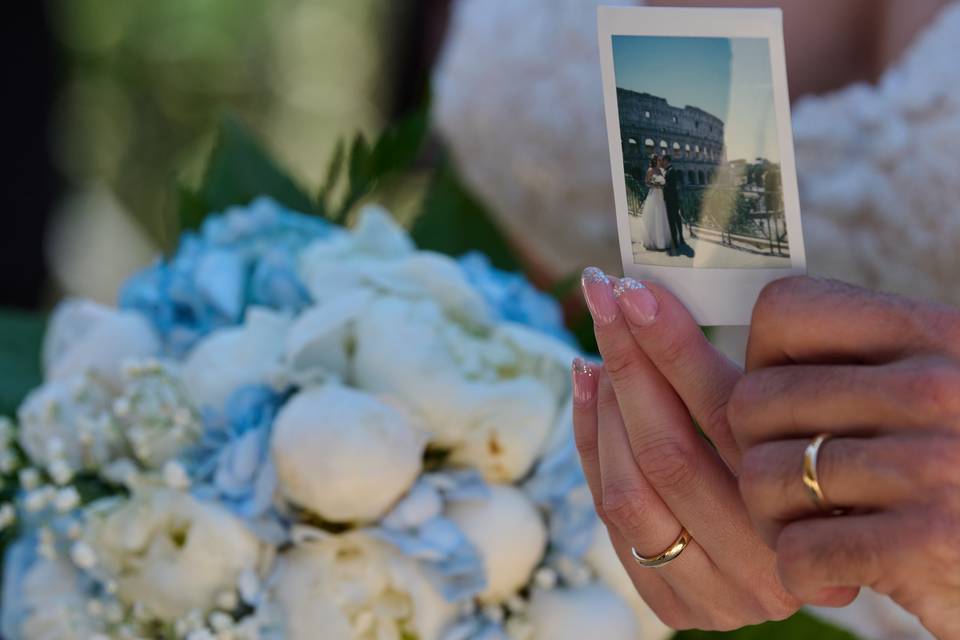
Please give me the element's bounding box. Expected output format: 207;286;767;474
595;370;683;557
613;277;743;471
596;370;713;612
776;512;906;606
739;435;936;546
728;358;960;450
604;527;691;628
572;357;603;510
611;520;785;632
581;268;751;561
746;276;960;370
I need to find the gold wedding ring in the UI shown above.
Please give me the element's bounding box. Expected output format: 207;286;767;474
802;433;832;511
631;528;692;568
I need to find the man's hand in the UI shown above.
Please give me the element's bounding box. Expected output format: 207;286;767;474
729;276;960;639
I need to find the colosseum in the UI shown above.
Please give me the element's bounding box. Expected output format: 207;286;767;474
616;88;725;188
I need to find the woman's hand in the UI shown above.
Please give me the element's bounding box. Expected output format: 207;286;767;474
572;267;801;630
729;277;960;639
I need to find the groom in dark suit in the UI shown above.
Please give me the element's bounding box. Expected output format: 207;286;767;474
661;156;691;257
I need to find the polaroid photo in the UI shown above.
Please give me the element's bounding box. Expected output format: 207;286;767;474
597;6;806;326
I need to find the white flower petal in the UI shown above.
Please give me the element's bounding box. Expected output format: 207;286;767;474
271;385;424;522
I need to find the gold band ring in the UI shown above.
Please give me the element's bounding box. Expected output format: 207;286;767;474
631;528;692;568
802;433;832;510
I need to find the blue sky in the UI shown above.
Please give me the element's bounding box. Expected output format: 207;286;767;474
612;36;780;162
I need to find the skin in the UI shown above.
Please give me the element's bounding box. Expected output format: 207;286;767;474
574;272;960;637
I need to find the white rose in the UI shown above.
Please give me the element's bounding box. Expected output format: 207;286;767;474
282;290;375;385
182;307;291;411
584;523;674;640
298;206;491;328
447;485;546;603
527;584;640;640
18;554;106;640
261;531;456;640
271;385;425;523
82;488;266;621
43;298;160;389
17;375;122;470
353;297;561;482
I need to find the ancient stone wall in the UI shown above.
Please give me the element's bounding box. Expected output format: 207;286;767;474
617;88;724;187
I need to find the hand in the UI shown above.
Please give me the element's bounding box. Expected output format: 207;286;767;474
572;267;800;630
729;276;960;639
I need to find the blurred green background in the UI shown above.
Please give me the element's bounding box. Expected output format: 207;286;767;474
0;1;861;638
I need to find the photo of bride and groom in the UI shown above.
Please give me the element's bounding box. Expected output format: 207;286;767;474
612;34;796;270
631;153;693;258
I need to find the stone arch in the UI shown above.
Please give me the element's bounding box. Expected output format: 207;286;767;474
698;170;706;185
688;170;695;184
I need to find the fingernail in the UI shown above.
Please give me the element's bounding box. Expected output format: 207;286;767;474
614;277;659;326
581;267;619;325
571;357;598;404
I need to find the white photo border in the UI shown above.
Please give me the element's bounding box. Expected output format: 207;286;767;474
597;6;806;326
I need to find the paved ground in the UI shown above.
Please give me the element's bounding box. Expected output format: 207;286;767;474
631;235;791;268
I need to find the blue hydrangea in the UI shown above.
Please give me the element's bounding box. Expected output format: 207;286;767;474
371;470;489;603
523;439;598;559
120;197;337;357
186;384;289;543
458;252;574;344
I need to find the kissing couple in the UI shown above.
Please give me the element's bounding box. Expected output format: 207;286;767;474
636;154;692;258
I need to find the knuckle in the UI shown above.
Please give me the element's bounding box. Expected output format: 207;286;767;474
926;306;960;352
601;345;640;381
634;436;701;496
594;381;621;417
572;428;598;460
924;508;960;568
774;524;808;578
760;590;801;622
702;614;741;633
905;360;960;422
737;447;770;506
726;375;760;439
651;327;690;371
655;607;692;631
699;393;732;442
752;277;804;326
600;479;648;533
915;438;960;487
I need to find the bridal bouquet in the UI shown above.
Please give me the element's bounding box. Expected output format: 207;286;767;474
0;176;666;638
650;175;666;187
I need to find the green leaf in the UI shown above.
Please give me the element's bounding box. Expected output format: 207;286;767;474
175;184;209;234
318;137;346;205
0;309;46;417
346;133;373;195
674;611;859;640
180;114;317;233
330;108;431;223
411;160;518;270
368;108;429;178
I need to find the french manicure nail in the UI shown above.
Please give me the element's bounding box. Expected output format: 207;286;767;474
614;277;659;326
571;357;598;404
581;267;619;325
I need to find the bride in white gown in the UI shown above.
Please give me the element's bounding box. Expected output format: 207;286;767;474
632;155;672;251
